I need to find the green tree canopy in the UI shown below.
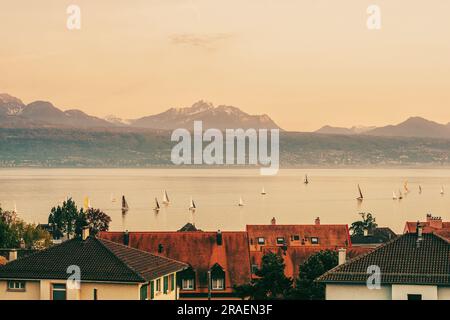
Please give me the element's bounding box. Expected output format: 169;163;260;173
290;250;338;300
234;252;292;300
349;212;378;236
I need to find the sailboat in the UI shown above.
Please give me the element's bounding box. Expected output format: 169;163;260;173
238;196;245;207
419;185;422;194
111;193;116;202
441;186;445;195
304;174;309;184
398;190;403;200
13;202;17;214
83;196;91;211
189;197;196;211
404;181;409;194
153;197;160;212
121;195;129;213
261;187;266;195
162;190;170;205
356;184;363;201
392;191;397;200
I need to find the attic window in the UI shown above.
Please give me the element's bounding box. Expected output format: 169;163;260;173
210;264;225;291
291;235;300;241
276;237;285;245
311;237;319;244
257;237;265;245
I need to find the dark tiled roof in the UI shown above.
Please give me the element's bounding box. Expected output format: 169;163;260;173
351;227;398;245
317;233;450;285
100;231;252;293
0;236;187;283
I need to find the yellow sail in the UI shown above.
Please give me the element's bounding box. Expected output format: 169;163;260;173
83;196;90;211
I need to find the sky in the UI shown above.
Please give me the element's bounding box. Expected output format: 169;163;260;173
1;0;450;131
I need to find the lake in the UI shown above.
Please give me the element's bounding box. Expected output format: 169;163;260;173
0;168;449;234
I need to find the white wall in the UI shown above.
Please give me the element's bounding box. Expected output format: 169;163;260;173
437;287;450;300
391;284;437;300
0;280;41;300
326;283;391;300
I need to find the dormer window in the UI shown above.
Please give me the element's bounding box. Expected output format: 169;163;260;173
180;266;196;291
257;237;265;245
210;263;225;291
311;237;319;244
291;235;300;241
276;237;285;245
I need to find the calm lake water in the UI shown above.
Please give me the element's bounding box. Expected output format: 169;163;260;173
0;168;449;234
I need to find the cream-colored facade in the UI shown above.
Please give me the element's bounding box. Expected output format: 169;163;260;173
326;283;450;300
0;272;179;300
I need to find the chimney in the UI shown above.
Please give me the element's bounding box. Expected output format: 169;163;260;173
8;250;17;262
82;227;90;241
216;230;223;246
416;222;423;248
271;217;276;225
315;217;320;225
338;248;346;265
123;230;129;246
427;214;442;230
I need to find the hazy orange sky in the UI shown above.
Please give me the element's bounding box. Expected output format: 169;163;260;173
1;0;450;131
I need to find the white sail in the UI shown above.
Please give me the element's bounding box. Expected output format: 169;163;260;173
238;196;244;206
404;181;409;193
163;190;170;204
392;191;397;200
441;186;445;195
13;202;17;214
261;187;266;195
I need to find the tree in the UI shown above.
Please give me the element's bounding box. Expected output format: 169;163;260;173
290;250;338;300
349;212;378;236
48;198;79;239
84;208;111;236
0;206;51;249
234;252;292;300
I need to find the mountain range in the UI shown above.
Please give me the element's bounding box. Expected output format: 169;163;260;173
316;117;450;139
0;94;280;130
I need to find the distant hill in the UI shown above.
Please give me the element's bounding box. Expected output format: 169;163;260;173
316;117;450;139
129;100;281;130
0;94;281;130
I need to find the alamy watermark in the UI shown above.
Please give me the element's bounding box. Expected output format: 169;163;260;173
366;265;381;289
171;121;279;175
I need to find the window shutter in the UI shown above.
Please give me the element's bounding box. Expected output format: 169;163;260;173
140;284;148;300
170;274;175;291
150;281;154;300
163;276;168;294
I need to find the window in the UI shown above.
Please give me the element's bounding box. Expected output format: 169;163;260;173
7;281;25;291
140;284;148;300
276;237;285;245
93;288;98;300
408;294;422;300
291;235;300;241
251;264;259;274
52;283;66;300
150;281;155;299
156;278;161;293
212;278;225;290
311;237;319;244
257;237;265;245
182;278;194;290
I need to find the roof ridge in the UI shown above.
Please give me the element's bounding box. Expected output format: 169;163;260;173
94;237;146;282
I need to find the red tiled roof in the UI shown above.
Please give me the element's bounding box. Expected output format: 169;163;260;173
246;224;351;248
99;231;251;294
404;222;450;234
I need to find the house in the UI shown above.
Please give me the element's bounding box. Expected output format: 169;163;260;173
317;225;450;300
404;214;450;234
351;227;398;248
246;217;359;279
99;227;252;299
0;229;187;300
